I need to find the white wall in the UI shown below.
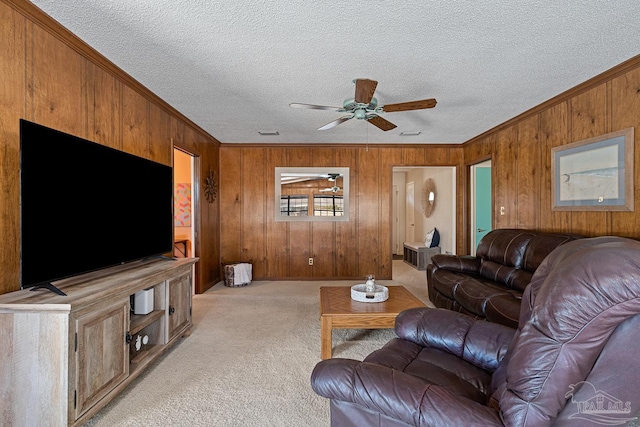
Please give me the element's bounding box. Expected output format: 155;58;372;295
419;167;455;255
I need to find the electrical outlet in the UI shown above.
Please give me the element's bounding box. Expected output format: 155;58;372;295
500;206;505;216
308;258;314;265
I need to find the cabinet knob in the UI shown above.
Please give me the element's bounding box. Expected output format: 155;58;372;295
125;332;133;344
169;306;175;315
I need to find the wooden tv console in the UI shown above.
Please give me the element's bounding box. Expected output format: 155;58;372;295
0;257;198;426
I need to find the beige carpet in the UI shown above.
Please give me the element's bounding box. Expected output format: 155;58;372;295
82;260;431;426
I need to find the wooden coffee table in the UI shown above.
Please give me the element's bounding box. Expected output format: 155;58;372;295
319;285;426;359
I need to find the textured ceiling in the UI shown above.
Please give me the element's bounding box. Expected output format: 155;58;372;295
30;0;640;144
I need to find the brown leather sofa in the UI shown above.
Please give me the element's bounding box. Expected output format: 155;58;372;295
311;236;640;426
427;228;580;328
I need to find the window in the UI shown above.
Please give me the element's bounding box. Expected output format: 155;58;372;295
313;195;344;216
280;195;308;216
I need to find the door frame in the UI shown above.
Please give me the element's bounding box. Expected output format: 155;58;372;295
173;146;201;293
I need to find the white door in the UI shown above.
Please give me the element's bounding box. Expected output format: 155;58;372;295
405;181;415;243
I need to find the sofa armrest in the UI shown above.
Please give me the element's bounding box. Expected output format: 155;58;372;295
311;359;503;427
395;308;515;371
430;254;481;273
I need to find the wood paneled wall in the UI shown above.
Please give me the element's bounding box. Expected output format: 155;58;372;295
464;55;640;246
219;145;464;280
0;0;220;295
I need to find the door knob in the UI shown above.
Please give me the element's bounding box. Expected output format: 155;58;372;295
477;228;486;232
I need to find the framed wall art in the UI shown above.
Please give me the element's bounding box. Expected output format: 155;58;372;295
551;127;634;211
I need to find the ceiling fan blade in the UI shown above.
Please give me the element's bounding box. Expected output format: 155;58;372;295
367;115;397;131
289;103;339;111
382;98;437;112
354;79;378;104
318;116;352;131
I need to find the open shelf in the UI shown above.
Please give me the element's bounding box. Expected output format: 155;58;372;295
129;345;163;373
130;310;164;335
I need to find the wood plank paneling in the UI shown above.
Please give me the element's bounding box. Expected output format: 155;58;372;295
122;85;149;159
219;147;242;264
402;146;426;165
311;148;336;277
610;67;640;236
0;0;221;296
461;56;640;244
0;1;25;295
148;103;172;165
27;21;85;137
464;135;494;164
335;147;359;277
539;102;571;231
265;148;288;277
569;85;609;236
494;127;518;229
242;148;267;276
86;62;121;150
219;144;465;280
288;148;312;277
377;148;396;278
515;115;540;229
357;147;380;277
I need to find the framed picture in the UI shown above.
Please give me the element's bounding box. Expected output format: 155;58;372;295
552;128;634;211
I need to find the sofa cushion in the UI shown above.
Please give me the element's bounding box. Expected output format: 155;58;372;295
364;338;491;403
521;233;579;273
477;260;519;287
484;294;521;329
431;269;469;299
476;230;534;269
454;278;515;317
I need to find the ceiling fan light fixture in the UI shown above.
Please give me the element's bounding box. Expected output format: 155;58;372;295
400;131;422;136
291;79;436;132
258;131;280;136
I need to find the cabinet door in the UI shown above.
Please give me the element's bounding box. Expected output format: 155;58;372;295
74;300;129;419
168;271;192;340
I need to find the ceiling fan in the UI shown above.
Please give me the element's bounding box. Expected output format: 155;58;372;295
319;173;341;193
290;79;437;131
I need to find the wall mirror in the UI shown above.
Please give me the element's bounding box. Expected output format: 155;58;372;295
275;167;350;222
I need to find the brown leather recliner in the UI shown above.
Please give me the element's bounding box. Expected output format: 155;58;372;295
312;236;640;426
427;229;581;328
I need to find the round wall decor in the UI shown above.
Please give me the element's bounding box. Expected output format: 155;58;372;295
204;169;217;203
421;178;436;218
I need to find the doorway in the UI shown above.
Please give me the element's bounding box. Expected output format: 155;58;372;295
393;166;457;256
470;160;492;255
173;148;200;292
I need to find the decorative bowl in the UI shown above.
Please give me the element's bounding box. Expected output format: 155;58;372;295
350;284;389;303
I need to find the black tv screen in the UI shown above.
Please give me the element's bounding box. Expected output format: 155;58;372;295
20;119;173;293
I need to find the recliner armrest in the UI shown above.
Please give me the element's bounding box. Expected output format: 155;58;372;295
430;254;481;273
395;308;515;371
311;359;503;426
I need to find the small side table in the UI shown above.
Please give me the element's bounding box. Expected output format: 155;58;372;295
403;242;441;270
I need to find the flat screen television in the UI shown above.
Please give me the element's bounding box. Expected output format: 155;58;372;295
19;119;174;295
